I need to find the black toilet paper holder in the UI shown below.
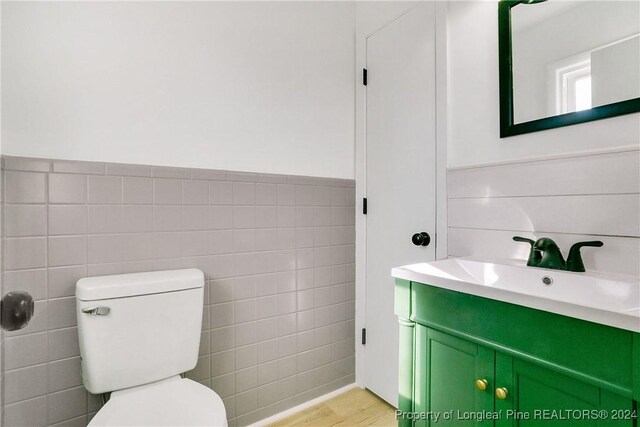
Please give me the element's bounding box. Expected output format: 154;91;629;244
1;291;35;331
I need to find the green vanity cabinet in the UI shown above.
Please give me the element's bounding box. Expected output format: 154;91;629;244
498;355;634;427
414;326;495;427
395;279;639;427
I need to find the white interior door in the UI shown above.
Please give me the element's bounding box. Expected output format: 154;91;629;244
364;3;437;406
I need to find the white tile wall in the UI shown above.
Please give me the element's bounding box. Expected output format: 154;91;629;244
447;149;640;277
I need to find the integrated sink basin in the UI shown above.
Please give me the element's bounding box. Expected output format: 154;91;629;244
391;257;640;333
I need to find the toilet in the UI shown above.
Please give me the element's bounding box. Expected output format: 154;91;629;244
76;269;227;426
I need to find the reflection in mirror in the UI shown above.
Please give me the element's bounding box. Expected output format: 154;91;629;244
511;1;640;124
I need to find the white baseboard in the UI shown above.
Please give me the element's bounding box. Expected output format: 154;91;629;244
246;383;359;427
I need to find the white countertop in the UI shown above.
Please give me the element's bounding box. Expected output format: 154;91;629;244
392;257;640;333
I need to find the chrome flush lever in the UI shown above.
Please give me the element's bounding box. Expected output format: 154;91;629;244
82;306;110;316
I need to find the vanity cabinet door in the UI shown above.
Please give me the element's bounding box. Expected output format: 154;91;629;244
495;353;635;427
417;327;495;427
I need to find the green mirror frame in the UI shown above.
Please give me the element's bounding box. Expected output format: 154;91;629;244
498;0;640;138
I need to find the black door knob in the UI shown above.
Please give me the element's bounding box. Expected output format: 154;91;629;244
412;232;431;247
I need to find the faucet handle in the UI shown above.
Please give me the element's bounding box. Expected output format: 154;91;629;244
566;241;603;272
513;236;534;245
513;236;541;266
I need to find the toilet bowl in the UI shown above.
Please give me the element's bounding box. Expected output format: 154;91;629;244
89;376;227;427
76;269;227;426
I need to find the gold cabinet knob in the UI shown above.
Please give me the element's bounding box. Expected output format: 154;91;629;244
495;387;508;400
475;379;488;391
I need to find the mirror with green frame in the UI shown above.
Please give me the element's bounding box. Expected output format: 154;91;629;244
498;0;640;137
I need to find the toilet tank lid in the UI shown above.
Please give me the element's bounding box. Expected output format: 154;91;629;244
76;269;204;301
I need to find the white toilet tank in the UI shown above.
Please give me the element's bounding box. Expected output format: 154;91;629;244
76;269;204;394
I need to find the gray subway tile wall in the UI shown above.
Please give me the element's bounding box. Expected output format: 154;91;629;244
1;156;356;427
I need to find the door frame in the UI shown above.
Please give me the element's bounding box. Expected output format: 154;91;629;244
354;2;449;393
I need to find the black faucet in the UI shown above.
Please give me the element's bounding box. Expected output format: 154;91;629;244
512;236;541;266
513;236;603;272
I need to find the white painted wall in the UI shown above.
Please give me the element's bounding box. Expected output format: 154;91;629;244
447;1;640;168
1;1;355;179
